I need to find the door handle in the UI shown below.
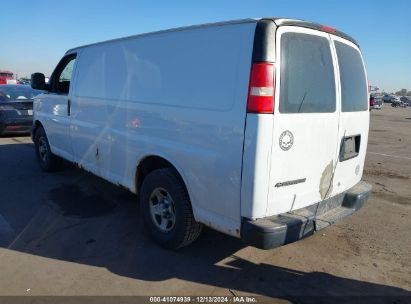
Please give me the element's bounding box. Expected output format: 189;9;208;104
67;99;71;116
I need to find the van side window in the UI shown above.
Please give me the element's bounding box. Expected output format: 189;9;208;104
279;33;336;113
335;42;368;112
51;55;76;94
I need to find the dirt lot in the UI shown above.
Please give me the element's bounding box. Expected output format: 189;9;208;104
0;106;410;302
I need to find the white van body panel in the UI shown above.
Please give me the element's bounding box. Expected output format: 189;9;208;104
241;114;274;218
241;26;369;219
67;22;256;236
266;26;341;216
330;35;369;195
34;50;81;162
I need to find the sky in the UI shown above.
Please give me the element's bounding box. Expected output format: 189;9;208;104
1;0;410;92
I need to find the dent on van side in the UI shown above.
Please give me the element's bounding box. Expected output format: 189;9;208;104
31;17;371;250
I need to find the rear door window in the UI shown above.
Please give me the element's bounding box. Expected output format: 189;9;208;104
279;32;336;113
335;41;368;112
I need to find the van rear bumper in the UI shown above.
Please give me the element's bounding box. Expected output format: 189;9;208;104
241;181;372;249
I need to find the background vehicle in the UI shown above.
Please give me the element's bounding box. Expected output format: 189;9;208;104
391;97;402;107
369;95;375;110
400;96;410;107
373;96;383;110
18;79;31;85
0;85;43;135
31;18;371;250
0;70;15;85
382;94;393;103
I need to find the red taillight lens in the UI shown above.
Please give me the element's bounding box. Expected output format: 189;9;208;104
247;63;275;113
6;126;20;130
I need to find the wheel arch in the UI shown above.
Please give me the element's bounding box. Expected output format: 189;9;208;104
31;120;44;140
135;154;191;200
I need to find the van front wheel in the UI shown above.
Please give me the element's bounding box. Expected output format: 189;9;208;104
34;127;63;172
141;168;202;249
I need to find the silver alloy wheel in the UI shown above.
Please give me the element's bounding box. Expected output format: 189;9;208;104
149;187;176;232
38;137;48;162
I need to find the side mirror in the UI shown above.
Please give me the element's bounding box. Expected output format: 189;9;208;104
31;73;48;90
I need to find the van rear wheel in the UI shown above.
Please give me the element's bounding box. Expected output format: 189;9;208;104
141;168;202;249
34;127;63;172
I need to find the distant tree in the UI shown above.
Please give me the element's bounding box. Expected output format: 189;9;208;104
395;88;408;96
407;91;411;96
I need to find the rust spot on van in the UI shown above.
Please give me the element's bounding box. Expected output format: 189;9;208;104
319;160;334;200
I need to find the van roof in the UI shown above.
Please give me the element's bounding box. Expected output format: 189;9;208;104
66;18;358;54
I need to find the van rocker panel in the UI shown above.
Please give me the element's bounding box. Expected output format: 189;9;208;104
241;181;372;249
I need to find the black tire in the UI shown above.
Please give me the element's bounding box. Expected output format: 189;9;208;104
141;168;203;249
34;127;63;172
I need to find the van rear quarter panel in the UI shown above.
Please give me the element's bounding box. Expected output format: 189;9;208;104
72;22;256;236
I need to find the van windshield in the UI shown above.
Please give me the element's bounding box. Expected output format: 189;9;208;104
279;32;336;113
335;41;368;112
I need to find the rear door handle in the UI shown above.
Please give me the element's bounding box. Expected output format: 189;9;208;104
67;99;71;116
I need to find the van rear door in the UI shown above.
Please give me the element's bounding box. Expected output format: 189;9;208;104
330;36;369;193
266;26;341;216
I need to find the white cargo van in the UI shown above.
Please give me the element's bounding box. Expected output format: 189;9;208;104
31;18;372;249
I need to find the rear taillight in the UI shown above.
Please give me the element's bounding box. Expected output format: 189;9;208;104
247;63;275;113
